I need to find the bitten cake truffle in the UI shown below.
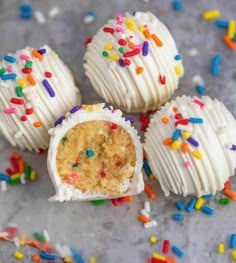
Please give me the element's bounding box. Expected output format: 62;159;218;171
84;11;183;113
47;104;144;201
144;96;236;197
0;45;81;151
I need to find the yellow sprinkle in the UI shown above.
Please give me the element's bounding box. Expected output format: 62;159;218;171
174;66;182;76
231;250;236;260
138;25;145;32
84;105;93;111
195;197;205;210
152;252;166;261
19;234;26;246
109;54;119;61
228;20;236;39
18;78;26;88
64;257;72;263
89;256;96;263
104;43;113;51
218;243;225;254
11;173;21;180
182;131;192;139
149;236;157;244
128;25;135;31
30;170;37;181
192;150;203;160
171;140;181;151
125;18;135;26
53;53;59;59
202;9;221;20
13;250;24;260
149;174;155;180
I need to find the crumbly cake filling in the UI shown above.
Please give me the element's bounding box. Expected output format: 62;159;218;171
56;120;136;195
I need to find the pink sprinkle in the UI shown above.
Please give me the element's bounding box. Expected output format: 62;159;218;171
6;65;12;72
71;173;80;181
132;44;143;50
116;13;123;20
20;54;30;61
144;24;148;28
3;108;17;114
193;99;205;109
115;27;125;33
184;161;191;168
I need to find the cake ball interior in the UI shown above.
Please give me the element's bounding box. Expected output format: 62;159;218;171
56;120;136;195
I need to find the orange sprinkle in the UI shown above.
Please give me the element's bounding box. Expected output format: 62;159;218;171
11;152;22;160
18;159;25;173
123;195;134;202
151;34;163;47
32;254;40;262
27;75;36;86
144;183;156;199
138;214;150;223
33;121;42;128
224;188;236;200
41;242;48;252
172;107;178;112
128;42;135;48
161;117;169;124
32;49;43;61
166;257;177;263
143;29;151;40
136;67;144;75
163;138;173;145
27;240;40;248
181;142;189;154
223;35;236;50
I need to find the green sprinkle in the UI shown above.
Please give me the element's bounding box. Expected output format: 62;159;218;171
0;68;6;77
92;200;105;206
25;165;31;180
15;86;24;97
61;137;69;143
102;51;108;57
25;61;33;68
8;178;21;185
118;47;125;54
33;232;46;243
149;114;154;119
72;163;78;168
219;198;230;205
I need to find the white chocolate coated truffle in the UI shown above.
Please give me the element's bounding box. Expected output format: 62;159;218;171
84;11;183;113
0;45;81;151
144;96;236;197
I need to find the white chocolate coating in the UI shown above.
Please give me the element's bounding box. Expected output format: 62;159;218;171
84;11;183;113
0;45;81;151
47;104;144;201
144;96;236;197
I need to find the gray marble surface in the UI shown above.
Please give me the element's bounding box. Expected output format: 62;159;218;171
0;0;236;262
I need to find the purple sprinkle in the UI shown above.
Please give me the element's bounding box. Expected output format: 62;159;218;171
37;48;47;55
187;137;199;147
54;116;65;127
42;79;55;97
230;144;236;151
70;105;81;113
125;117;134;123
119;59;125;67
142;41;149;56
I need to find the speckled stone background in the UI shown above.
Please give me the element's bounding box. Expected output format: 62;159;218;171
0;0;236;263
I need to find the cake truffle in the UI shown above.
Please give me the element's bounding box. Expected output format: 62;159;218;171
0;45;81;151
84;11;183;113
47;104;144;201
144;96;236;197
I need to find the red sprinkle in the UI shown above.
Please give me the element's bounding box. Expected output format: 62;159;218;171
162;240;170;254
45;71;52;78
159;75;166;85
25;108;34;115
22;68;32;74
123;49;140;58
175;113;182;120
5;168;14;176
3;226;18;240
151;258;167;263
224;180;231;189
111;123;118;129
175;119;189;126
10;98;24;105
10;157;19;172
100;171;106;178
118;39;127;46
21;116;27;122
103;27;115;34
140;114;149;122
123;59;131;66
111;199;119;206
84;37;92;45
118;197;125;203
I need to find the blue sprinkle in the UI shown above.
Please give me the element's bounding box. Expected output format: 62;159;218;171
39;251;57;261
186;198;197;213
173;213;184;221
233;34;236;42
1;73;17;80
172;129;181;140
87;11;95;17
4;55;16;63
172;0;183;11
215;20;229;29
176;201;185;211
203;194;213;199
211;64;219;76
230;234;236;249
201;205;214;215
54;116;65;127
20;3;33;12
0;173;10;182
174;54;181;60
195;84;206;95
71;247;86;263
86;149;94;157
212;54;222;65
172;245;184;258
20;11;33;19
143;160;152;177
189;117;203;124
